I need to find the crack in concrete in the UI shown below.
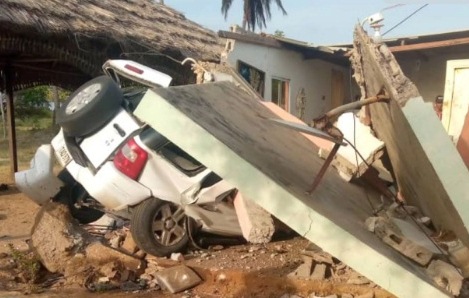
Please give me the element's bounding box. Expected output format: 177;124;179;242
302;212;314;238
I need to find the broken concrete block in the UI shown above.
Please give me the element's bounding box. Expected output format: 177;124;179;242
427;260;463;296
233;192;274;244
155;265;202;294
170;252;184;262
98;261;119;279
346;273;370;286
289;261;313;279
365;217;378;233
447;240;469;278
30;202;89;273
332;112;384;180
287;255;313;279
355;292;374;298
109;234;123;249
391;217;441;254
63;253;92;284
120;233;138;255
85;242;143;272
381;231;433;266
310;263;327;280
372;216;433;266
302;251;333;265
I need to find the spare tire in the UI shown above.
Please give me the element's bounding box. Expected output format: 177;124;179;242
57;76;123;137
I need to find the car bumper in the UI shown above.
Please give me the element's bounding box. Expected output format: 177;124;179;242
15;145;63;205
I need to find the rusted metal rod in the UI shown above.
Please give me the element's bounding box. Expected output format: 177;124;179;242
325;95;389;119
307;142;341;195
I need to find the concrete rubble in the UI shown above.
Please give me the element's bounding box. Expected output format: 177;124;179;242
365;215;434;266
19;200;389;297
427;260;464;296
29;202;146;288
134;73;457;296
155;265;202;293
233;191;275;243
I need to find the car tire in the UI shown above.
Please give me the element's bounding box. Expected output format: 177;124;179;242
57;76;123;137
131;198;189;257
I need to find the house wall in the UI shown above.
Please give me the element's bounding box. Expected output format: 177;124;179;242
396;51;469;103
224;40;351;122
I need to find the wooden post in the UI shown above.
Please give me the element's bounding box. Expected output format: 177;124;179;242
52;86;59;125
5;63;18;179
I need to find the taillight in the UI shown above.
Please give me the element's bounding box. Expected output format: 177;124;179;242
113;138;148;180
124;64;144;75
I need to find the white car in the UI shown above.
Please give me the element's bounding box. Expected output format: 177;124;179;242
16;60;243;256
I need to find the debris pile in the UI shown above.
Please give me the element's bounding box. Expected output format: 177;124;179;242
1;201;393;297
365;202;466;296
286;244;379;298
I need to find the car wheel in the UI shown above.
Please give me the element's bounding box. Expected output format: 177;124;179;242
57;76;123;137
131;198;189;257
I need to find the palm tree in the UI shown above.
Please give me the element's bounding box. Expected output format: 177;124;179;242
221;0;287;31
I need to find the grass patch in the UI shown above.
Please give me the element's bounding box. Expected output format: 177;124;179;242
8;243;41;284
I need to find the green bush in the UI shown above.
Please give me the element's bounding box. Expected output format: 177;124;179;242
14;86;50;121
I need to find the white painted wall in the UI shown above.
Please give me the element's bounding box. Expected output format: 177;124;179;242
396;52;469;103
225;38;469;120
224;40;351;122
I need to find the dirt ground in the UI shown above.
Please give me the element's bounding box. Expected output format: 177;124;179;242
0;183;394;298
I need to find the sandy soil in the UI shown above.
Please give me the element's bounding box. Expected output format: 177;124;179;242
0;186;39;255
0;181;394;298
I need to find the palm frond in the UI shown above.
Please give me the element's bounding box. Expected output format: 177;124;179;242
221;0;234;18
274;0;287;15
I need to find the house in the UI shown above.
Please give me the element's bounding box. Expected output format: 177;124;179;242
220;26;469;123
219;27;351;123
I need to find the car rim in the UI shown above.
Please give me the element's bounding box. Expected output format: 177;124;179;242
65;83;102;115
151;203;186;246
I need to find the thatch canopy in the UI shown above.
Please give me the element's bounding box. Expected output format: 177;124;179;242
0;0;223;91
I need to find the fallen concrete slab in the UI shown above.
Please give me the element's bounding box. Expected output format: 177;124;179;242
134;82;447;297
351;25;469;250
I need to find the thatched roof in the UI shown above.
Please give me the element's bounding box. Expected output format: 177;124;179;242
0;0;223;90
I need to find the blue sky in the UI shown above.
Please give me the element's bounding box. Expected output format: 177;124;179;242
167;1;469;45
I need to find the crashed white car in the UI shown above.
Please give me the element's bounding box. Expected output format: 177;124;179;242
16;60;243;256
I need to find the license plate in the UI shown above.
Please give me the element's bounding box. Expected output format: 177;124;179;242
56;145;72;166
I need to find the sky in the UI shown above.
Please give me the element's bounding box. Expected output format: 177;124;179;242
166;1;469;45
